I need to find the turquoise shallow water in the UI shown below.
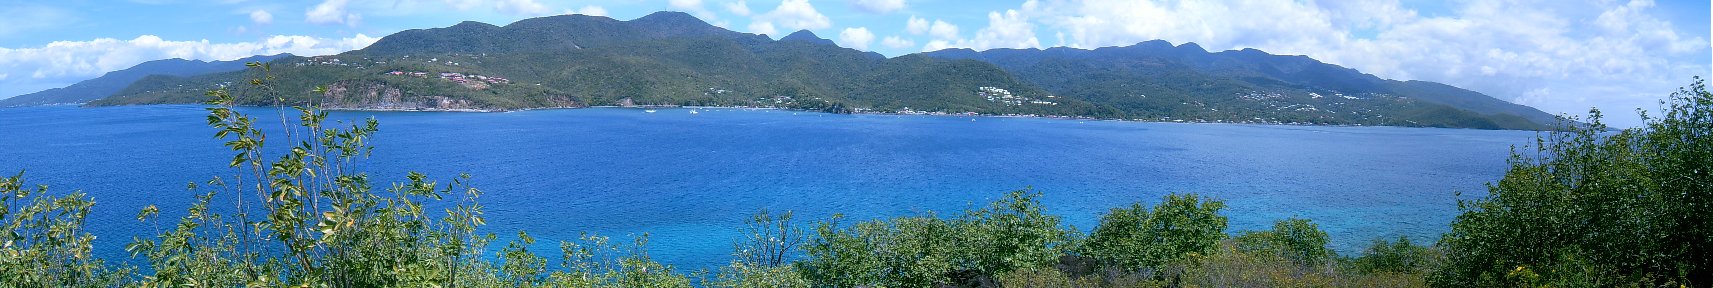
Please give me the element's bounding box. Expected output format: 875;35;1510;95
0;104;1533;270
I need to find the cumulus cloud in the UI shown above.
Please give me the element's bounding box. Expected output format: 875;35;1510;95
756;0;832;31
748;21;778;36
927;19;959;40
881;36;915;49
249;9;273;25
853;0;906;14
906;16;929;35
0;34;379;98
967;9;1040;50
838;27;876;50
725;0;753;16
305;0;359;26
913;9;1039;51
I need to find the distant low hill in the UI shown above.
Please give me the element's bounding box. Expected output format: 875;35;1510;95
0;54;289;107
90;11;1558;130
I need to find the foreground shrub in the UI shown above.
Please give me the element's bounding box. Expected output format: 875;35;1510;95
800;189;1075;286
547;233;693;288
1083;193;1228;273
998;266;1112;288
1354;236;1437;275
801;213;959;287
1435;78;1713;287
1234;217;1334;267
711;209;809;288
955;189;1078;278
0;172;131;287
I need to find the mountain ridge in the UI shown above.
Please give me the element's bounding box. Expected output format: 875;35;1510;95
85;12;1556;130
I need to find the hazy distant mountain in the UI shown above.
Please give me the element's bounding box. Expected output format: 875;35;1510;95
93;12;1556;129
0;54;290;107
921;41;1560;129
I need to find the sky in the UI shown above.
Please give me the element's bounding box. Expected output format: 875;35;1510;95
0;0;1707;127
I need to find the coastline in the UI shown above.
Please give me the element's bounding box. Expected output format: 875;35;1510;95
30;103;1523;131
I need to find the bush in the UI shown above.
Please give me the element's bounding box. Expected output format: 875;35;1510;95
1235;217;1334;267
799;189;1076;286
712;209;809;288
800;214;958;287
0;172;131;287
1354;236;1436;274
955;189;1078;278
997;266;1112;288
1083;193;1228;272
1434;78;1713;287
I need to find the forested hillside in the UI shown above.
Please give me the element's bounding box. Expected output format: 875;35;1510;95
92;12;1553;129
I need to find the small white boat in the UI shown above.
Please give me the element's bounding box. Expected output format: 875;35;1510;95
644;109;657;113
690;110;700;114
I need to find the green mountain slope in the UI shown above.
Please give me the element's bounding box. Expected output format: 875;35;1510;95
94;12;1091;116
93;12;1552;130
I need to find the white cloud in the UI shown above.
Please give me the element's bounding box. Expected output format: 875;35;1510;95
249;9;273;25
927;19;959;40
748;21;778;36
0;34;380;98
881;36;915;49
853;0;906;14
305;0;359;26
922;39;953;51
756;0;831;31
726;0;753;16
966;9;1040;50
906;16;929;35
494;0;554;16
838;27;876;50
912;9;1040;51
566;5;608;17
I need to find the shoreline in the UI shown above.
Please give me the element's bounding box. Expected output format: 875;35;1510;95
39;103;1527;131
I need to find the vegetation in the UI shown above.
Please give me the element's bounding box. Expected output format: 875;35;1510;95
1433;77;1713;287
80;12;1550;129
4;62;1708;287
1083;194;1227;273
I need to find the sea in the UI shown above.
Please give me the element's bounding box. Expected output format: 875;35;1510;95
0;104;1537;271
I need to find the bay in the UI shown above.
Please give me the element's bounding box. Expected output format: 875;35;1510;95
0;105;1533;270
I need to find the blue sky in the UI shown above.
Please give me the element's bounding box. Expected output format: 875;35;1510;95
1;0;1707;127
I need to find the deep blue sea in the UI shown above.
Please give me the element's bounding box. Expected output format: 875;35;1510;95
0;105;1535;271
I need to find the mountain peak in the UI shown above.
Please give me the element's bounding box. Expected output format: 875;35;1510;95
1175;42;1208;53
780;30;835;45
634;11;703;25
450;20;500;30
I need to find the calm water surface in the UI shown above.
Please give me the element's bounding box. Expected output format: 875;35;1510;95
0;105;1534;270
